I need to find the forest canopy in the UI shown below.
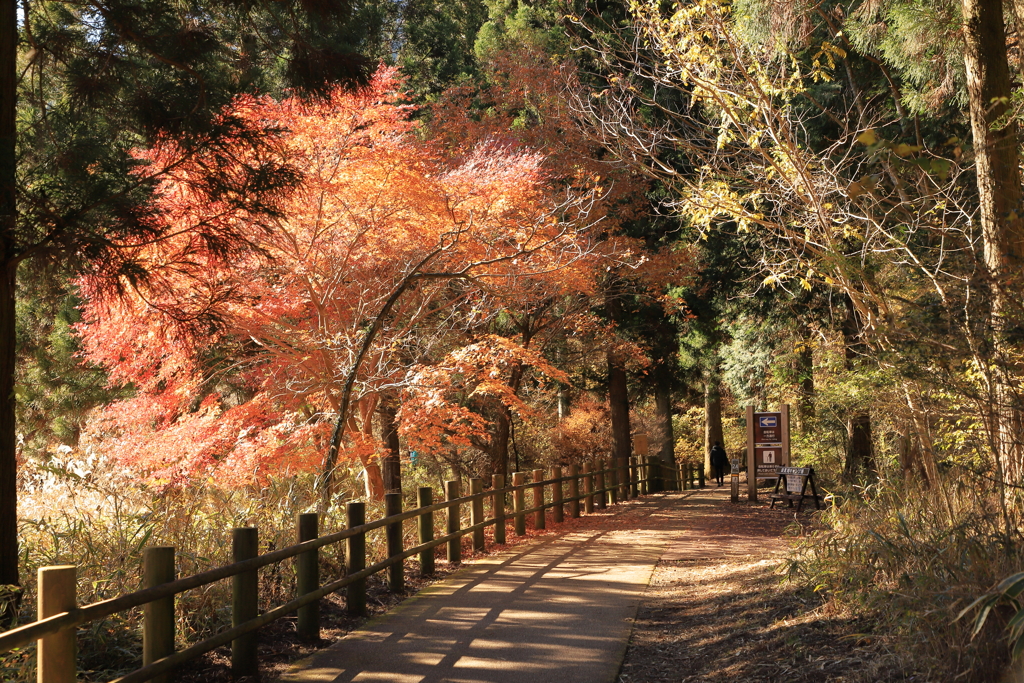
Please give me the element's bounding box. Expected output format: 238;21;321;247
6;0;1024;679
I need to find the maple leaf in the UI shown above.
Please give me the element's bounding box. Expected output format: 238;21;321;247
75;68;604;493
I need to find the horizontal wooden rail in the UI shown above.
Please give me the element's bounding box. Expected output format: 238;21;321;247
1;458;663;683
0;486;512;652
0;463;646;653
109;520;489;683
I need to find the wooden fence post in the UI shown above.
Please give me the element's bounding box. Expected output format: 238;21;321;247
492;474;506;545
639;457;648;496
661;458;672;491
232;527;259;680
386;492;404;593
583;462;594;514
296;513;319;640
37;565;76;683
470;478;485;552
698;462;706;488
532;469;546;529
595;458;607;509
446;480;461;564
682;462;689;490
619;457;630;501
512;472;526;536
346;502;366;616
143;547;175;683
630;457;639;498
551;467;564;524
417;487;434;575
568;464;580;518
608;460;618;505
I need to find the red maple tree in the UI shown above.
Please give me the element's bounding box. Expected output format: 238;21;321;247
76;68;605;495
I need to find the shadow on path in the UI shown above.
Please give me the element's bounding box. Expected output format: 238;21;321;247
281;495;697;683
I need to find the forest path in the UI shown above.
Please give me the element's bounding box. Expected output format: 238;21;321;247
280;486;788;683
615;489;897;683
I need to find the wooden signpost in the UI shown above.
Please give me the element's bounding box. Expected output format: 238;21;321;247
745;405;790;502
769;466;823;511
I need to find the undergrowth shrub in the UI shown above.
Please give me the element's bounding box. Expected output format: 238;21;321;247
785;476;1021;681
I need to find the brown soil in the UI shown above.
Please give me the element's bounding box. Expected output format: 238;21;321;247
617;486;909;683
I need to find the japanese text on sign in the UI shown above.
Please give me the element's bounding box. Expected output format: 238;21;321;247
755;446;780;476
754;411;783;445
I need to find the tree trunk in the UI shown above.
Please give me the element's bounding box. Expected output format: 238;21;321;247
904;386;941;488
704;381;723;477
0;265;15;613
653;369;675;469
362;462;385;499
490;408;511;481
896;425;919;482
796;338;815;433
0;0;19;619
962;0;1024;277
608;349;631;465
557;385;570;421
488;359;523;480
962;0;1024;483
844;413;875;482
842;297;876;482
379;398;402;494
555;346;570;421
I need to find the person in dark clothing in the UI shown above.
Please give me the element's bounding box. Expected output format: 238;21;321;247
710;441;729;486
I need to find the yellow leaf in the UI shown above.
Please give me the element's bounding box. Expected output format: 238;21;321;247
856;130;878;146
893;143;922;157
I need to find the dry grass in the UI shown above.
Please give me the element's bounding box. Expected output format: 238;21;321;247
782;477;1022;682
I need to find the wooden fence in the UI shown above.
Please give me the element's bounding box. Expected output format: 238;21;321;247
0;455;693;683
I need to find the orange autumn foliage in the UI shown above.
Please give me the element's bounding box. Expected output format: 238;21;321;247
76;67;604;488
398;335;567;456
551;395;614;464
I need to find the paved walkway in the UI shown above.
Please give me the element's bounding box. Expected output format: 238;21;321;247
282;487;767;683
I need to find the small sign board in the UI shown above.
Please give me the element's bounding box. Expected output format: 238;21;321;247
633;433;649;456
781;466;811;493
754;412;783;444
770;466;822;512
755;446;781;477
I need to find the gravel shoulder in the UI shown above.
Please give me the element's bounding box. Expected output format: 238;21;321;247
618;486;905;683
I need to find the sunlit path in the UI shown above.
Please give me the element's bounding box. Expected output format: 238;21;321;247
281;489;770;683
